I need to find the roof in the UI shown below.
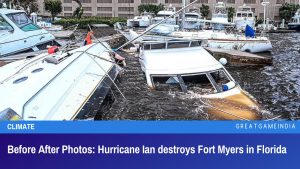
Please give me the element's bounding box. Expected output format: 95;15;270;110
157;10;175;16
142;46;223;75
0;8;25;15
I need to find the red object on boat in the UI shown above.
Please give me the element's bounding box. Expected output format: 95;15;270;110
48;46;59;54
84;31;93;45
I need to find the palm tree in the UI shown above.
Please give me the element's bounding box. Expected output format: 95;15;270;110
73;0;84;19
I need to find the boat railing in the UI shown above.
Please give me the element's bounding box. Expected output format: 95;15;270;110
142;40;202;50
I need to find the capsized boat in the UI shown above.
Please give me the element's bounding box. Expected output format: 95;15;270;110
288;9;300;31
234;4;255;30
0;42;120;120
138;39;262;120
127;12;153;27
0;9;55;57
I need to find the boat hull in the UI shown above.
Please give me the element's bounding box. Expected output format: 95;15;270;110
288;23;300;31
207;39;273;53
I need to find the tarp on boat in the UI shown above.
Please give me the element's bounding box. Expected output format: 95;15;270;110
245;24;255;38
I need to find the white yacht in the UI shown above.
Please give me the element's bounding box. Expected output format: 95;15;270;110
0;9;55;57
127;12;153;27
138;39;262;120
234;4;255;30
288;9;300;31
182;9;203;30
211;1;229;30
170;30;272;53
0;42;120;120
151;6;178;25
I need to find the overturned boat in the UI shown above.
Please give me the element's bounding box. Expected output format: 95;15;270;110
0;42;120;120
0;9;55;57
138;39;262;120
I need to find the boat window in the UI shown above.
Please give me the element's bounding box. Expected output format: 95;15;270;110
190;41;202;47
157;14;171;18
237;13;241;17
248;13;253;17
6;12;40;31
143;43;166;50
151;43;166;49
209;69;233;92
31;68;44;73
152;76;182;91
242;13;247;17
13;76;28;84
0;16;13;31
167;41;190;49
185;14;199;19
182;74;216;94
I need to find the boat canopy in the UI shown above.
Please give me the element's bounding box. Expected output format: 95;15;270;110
141;42;223;75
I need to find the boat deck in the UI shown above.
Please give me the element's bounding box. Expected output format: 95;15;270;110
204;47;272;66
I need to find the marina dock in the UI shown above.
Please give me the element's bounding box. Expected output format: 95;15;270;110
204;47;272;66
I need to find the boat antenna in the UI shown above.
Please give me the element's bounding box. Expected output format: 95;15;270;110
86;25;127;100
115;0;200;51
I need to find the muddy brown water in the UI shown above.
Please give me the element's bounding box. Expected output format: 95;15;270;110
73;29;300;120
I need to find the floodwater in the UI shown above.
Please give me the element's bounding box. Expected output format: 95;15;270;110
94;32;300;120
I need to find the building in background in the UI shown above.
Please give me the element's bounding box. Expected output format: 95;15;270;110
36;0;299;21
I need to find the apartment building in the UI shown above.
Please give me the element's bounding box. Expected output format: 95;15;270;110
36;0;300;21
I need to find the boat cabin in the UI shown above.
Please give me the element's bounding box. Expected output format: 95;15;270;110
235;5;254;18
139;39;236;94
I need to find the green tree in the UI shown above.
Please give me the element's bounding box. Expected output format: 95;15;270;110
138;3;164;15
227;7;235;22
44;0;62;21
200;4;209;19
279;3;300;21
73;0;84;19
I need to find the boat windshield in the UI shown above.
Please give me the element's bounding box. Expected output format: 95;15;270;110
6;12;40;31
0;16;13;31
157;14;171;18
185;14;199;19
151;68;235;94
143;40;202;50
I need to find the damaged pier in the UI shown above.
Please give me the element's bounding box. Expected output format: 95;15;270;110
204;47;272;66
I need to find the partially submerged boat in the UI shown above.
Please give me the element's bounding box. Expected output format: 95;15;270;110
138;39;262;120
0;42;120;120
127;12;153;27
234;4;255;30
0;9;55;57
288;9;300;31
